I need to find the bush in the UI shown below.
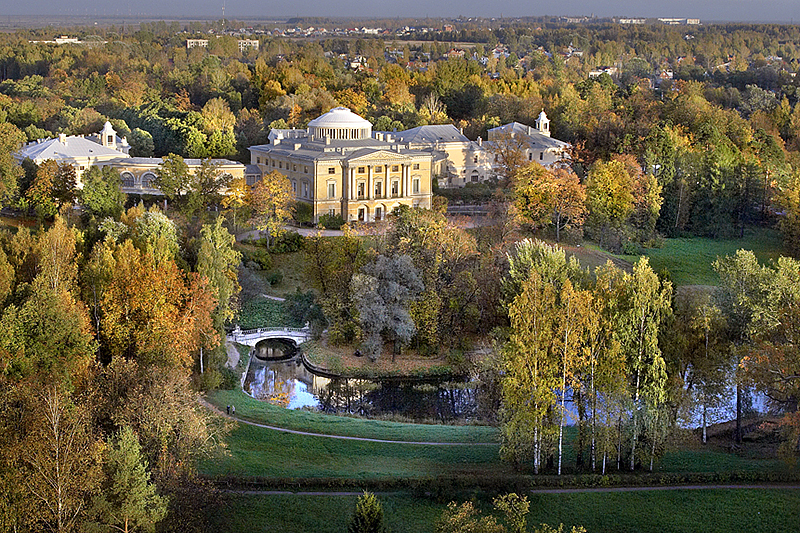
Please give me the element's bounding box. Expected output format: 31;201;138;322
266;270;283;286
348;492;387;533
293;201;314;226
271;231;304;254
194;368;222;391
252;249;272;270
318;213;345;230
219;367;239;390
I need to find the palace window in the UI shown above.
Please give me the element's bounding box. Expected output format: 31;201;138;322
375;181;382;198
539;152;544;160
357;182;365;199
292;180;297;194
328;167;336;174
412;178;420;194
413;163;419;170
391;180;399;197
528;153;533;161
391;165;399;172
303;182;309;198
375;166;382;173
304;166;309;173
328;182;336;199
358;166;365;173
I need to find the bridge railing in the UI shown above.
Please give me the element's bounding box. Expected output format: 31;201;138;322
232;325;310;336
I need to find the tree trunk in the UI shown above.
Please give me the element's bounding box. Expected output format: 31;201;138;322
576;389;585;468
702;401;707;444
735;385;742;445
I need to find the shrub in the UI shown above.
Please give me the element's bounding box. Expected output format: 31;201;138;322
219;367;239;390
348;492;387;533
318;213;345;230
271;231;304;253
266;270;283;286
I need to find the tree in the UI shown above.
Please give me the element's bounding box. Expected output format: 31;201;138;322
87;427;167;533
303;230;366;345
220;177;250;233
80;166;126;219
188;158;231;214
501;269;558;471
0;121;25;204
20;386;103;533
489;129;527;183
713;249;773;444
128;129;154;158
585;159;635;248
620;258;672;470
154;153;190;207
197;216;242;331
248;171;294;248
348;492;387;533
351;254;423;361
514;164;586;242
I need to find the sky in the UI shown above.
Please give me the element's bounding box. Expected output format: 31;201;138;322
2;0;799;23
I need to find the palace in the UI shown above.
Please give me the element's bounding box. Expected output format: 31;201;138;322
249;107;433;223
15;122;248;195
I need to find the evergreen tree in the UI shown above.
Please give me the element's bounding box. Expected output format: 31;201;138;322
348;492;387;533
87;426;167;533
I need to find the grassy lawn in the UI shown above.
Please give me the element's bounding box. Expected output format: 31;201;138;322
593;226;787;286
215;493;442;533
214;489;800;533
261;251;308;298
202;422;503;479
205;388;500;444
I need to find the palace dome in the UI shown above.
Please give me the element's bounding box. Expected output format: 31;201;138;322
307;107;373;141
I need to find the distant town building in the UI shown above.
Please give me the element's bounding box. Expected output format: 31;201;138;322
186;39;209;48
238;39;259;51
618;18;646;24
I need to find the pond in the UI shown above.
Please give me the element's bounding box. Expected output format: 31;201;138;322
242;339;479;421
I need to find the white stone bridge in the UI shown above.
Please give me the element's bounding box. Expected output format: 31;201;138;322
226;326;311;347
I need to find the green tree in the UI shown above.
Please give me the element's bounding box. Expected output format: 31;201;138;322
154;153;191;208
80;166;126;219
197;216;241;331
713;249;773;443
128;128;154;158
621;258;672;470
350;254;423;361
0;121;25;204
348;492;387;533
87;427;167;533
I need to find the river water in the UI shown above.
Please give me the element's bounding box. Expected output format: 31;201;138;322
243;339;479;421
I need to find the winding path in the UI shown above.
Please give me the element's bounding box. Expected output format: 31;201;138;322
199;398;499;446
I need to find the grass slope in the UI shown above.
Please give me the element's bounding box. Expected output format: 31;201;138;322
205;389;500;444
203;423;502;479
611;226;786;286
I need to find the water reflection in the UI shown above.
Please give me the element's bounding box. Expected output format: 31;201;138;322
243;346;478;421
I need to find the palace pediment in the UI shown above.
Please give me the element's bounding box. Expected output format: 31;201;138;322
345;148;412;163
